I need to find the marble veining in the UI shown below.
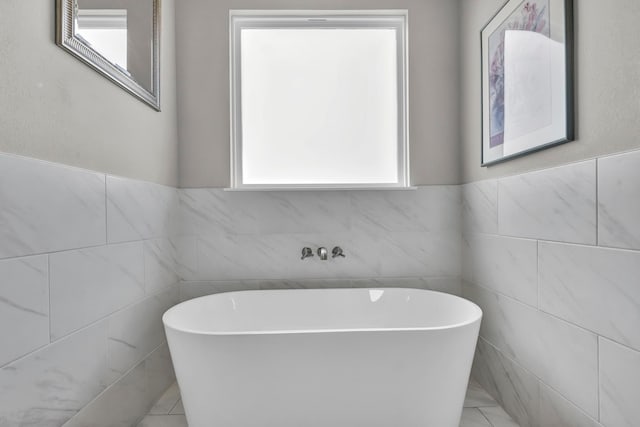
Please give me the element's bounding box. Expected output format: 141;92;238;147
179;189;351;236
107;289;178;378
63;343;176;427
107;176;178;244
462;181;498;234
598;150;640;250
193;229;459;281
0;322;110;427
539;241;640;352
49;242;146;341
0;153;179;427
144;239;179;294
539;382;603;427
0;255;49;367
178;186;461;283
350;186;461;233
463;233;537;306
0;154;106;259
497;160;597;245
464;283;598;418
599;338;640;427
472;338;538;427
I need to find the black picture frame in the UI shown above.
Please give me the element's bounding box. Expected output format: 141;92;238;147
481;0;574;166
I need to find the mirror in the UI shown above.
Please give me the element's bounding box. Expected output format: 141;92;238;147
56;0;160;110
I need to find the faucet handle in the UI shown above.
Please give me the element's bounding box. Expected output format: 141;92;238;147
317;247;328;261
332;246;346;258
301;247;314;260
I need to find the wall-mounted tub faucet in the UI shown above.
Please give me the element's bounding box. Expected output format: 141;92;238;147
301;247;314;260
317;247;328;260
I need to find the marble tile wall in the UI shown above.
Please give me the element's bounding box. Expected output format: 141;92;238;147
0;153;179;427
176;186;463;298
462;150;640;427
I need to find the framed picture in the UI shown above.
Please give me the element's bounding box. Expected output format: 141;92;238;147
481;0;574;166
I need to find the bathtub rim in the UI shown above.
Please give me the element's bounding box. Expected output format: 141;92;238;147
163;288;483;337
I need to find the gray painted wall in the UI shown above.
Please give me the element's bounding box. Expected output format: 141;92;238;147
0;0;178;186
460;0;640;183
176;0;461;188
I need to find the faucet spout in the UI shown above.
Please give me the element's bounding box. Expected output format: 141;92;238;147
317;247;328;261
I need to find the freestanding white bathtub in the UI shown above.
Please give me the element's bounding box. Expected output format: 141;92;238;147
163;288;482;427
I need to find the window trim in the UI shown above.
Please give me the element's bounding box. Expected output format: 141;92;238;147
229;10;410;190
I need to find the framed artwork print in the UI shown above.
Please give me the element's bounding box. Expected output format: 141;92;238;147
481;0;574;166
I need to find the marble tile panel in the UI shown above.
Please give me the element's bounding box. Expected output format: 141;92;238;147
599;338;640;427
459;408;492;427
472;338;539;427
145;344;176;411
538;382;602;427
194;232;379;280
375;231;461;278
539;241;640;351
0;321;110;426
144;239;179;294
462;180;498;234
179;188;351;236
62;359;148;427
464;284;598;417
107;289;178;378
498;161;596;244
598;150;640;250
50;242;145;340
464;233;537;306
350;186;461;233
171;236;197;281
0;255;49;367
107;176;178;243
0;154;106;259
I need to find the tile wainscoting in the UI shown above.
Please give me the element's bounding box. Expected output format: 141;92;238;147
4;146;640;426
463;149;640;427
0;153;180;426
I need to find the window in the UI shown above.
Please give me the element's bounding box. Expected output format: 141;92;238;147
230;11;409;189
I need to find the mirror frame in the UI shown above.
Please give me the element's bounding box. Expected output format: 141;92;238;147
56;0;161;110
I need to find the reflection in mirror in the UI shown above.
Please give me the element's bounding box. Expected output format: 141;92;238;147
56;0;160;110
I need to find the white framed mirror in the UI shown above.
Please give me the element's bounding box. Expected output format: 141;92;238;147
56;0;160;110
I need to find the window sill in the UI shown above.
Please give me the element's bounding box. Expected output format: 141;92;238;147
224;186;418;192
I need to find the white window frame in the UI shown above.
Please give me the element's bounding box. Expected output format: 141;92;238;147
229;10;410;190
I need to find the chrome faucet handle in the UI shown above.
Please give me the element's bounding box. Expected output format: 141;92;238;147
332;246;346;258
301;247;314;260
317;247;328;261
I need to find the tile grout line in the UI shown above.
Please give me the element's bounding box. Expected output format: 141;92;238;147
477;407;496;427
595;159;599;247
105;176;109;245
478;335;596;421
47;254;51;343
597;336;601;422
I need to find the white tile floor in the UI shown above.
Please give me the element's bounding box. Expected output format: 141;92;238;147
138;379;520;427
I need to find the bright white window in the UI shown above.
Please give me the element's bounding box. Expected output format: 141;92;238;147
230;11;409;189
